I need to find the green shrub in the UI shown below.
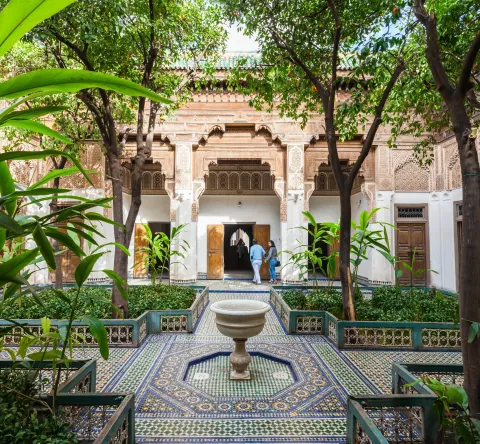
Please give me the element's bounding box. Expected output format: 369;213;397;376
0;369;78;443
127;285;196;318
280;285;459;323
282;290;307;310
0;285;197;320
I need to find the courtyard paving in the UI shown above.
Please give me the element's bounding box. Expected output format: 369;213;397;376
87;280;462;443
8;280;460;443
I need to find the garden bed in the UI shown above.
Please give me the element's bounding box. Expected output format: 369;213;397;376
0;285;209;347
270;286;461;350
0;359;134;443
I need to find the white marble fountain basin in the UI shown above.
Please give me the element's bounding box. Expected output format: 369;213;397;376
210;300;271;338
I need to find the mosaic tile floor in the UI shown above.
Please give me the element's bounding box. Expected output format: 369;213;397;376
2;283;461;443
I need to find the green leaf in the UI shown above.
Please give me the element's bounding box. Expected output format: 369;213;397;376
28;168;95;190
302;211;317;227
0;161;17;218
0;0;76;58
75;252;103;287
44;227;85;258
0;248;39;286
446;385;469;409
0;188;70;205
28;350;63;361
32;223;56;269
466;320;480;343
0;119;72;144
2;281;21;300
0;150;93;186
102;269;128;300
40;316;51;335
0;69;172;104
84;212;125;229
64;225;97;246
81;315;109;360
91;241;129;256
0;105;68;123
455;421;474;443
0;209;23;233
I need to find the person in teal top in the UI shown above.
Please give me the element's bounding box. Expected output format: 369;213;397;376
250;239;266;284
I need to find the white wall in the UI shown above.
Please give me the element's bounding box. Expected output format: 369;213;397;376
197;196;281;274
375;189;462;291
309;196;341;223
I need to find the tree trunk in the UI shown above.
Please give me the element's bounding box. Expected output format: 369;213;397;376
339;189;356;320
108;150;128;318
454;118;480;418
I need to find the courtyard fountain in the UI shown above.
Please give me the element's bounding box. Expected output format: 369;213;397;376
210;300;271;379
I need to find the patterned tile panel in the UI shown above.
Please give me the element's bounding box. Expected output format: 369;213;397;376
343;350;462;393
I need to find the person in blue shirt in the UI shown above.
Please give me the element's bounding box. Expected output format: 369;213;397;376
250;238;266;284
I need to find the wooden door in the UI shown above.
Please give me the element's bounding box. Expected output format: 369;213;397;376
330;238;341;279
254;224;270;280
207;224;224;279
134;223;148;278
52;222;82;283
396;222;427;286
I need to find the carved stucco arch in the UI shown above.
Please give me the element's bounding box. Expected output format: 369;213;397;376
198;124;226;144
254;123;285;146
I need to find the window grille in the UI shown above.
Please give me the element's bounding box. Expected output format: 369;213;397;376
397;207;424;218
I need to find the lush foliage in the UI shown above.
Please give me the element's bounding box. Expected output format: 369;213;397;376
0;369;78;443
0;285;197;320
127;285;196;318
282;286;459;323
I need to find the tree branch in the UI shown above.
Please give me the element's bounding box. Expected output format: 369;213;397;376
459;31;480;96
413;0;454;99
348;60;405;187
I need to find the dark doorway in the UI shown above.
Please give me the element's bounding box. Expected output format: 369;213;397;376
149;222;171;277
223;224;254;272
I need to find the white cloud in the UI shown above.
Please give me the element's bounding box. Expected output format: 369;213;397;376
226;25;259;52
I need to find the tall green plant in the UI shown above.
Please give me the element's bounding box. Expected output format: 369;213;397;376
283;211;339;289
134;223;190;285
350;208;395;291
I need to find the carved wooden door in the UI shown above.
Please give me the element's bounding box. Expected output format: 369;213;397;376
396;222;427;286
207;224;224;279
253;224;270;280
134;223;148;278
52;221;82;283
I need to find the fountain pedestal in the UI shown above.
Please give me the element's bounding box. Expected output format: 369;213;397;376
230;338;251;380
210;300;270;380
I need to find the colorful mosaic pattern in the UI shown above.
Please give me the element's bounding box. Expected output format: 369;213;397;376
1;286;462;443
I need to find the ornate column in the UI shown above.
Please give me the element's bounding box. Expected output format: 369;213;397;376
170;143;198;283
281;144;308;283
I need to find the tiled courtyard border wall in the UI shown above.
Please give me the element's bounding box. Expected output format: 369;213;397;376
1;359;135;443
1;286;209;348
347;363;465;442
270;287;461;350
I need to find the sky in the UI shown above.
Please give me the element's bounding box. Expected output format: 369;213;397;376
226;25;258;52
